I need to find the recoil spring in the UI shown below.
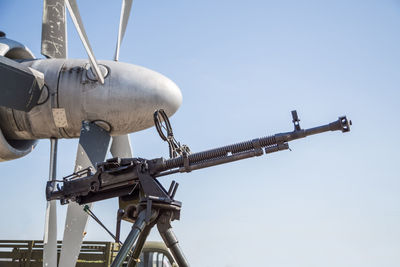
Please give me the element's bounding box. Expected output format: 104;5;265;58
163;135;277;170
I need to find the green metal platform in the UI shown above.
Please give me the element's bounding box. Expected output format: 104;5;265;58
0;240;175;267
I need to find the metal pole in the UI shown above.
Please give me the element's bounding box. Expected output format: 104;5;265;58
43;138;58;267
49;138;58;179
111;210;149;267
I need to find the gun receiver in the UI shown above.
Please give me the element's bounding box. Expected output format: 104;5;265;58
46;110;351;206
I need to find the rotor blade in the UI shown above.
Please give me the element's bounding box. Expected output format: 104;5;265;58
43;201;57;266
41;0;67;58
0;56;44;111
43;139;58;267
110;134;133;158
65;0;104;84
114;0;133;61
59;121;111;267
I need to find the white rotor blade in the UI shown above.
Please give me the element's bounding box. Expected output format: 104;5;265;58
114;0;133;61
110;134;133;158
59;122;111;267
59;202;90;267
43;138;58;267
42;0;67;58
65;0;104;84
43;201;58;267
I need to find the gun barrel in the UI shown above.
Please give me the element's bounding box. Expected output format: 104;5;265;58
305;116;351;136
160;116;351;172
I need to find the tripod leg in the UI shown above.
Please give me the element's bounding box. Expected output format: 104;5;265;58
157;212;190;267
128;219;157;267
111;209;157;267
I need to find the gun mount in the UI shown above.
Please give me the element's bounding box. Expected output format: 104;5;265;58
45;110;351;267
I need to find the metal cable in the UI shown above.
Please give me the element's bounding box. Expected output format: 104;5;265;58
83;205;122;245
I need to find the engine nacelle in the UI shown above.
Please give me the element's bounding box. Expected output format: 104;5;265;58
0;130;37;162
0;32;35;60
0;32;38;161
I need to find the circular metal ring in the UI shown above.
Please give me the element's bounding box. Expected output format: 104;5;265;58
153;109;173;141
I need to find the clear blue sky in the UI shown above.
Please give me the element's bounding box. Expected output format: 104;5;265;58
1;1;400;266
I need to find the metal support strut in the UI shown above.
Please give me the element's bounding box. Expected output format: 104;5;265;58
111;209;155;267
43;138;58;267
157;212;189;267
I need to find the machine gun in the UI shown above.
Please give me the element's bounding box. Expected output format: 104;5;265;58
46;110;351;267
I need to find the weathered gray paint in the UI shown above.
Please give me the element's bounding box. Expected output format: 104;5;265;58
0;37;182;162
65;0;104;84
0;36;35;60
59;122;112;267
0;56;44;111
41;0;67;59
0;58;182;140
0;36;38;161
